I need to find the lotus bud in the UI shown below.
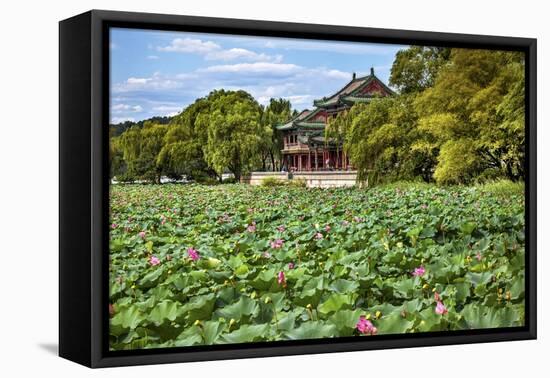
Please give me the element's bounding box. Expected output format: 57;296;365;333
194;320;202;327
229;318;236;327
375;311;381;319
264;296;272;304
306;304;312;310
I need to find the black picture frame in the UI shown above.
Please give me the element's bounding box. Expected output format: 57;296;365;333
59;9;537;368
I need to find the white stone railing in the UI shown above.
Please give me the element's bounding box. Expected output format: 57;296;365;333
241;170;358;188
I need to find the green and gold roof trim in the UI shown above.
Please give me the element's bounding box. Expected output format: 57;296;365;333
313;68;395;107
276;68;395;132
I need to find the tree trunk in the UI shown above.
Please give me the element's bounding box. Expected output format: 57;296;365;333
270;151;276;171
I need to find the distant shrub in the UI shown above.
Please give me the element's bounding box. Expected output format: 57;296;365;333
475;179;524;197
261;176;286;187
288;178;307;188
196;177;220;186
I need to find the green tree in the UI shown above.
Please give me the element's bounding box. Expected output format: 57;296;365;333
414;49;525;183
389;46;451;93
389;46;451;94
158;96;217;180
260;98;292;171
342;95;423;184
118;123;168;183
201;90;265;181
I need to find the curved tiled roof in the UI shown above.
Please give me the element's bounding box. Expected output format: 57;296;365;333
275;69;394;132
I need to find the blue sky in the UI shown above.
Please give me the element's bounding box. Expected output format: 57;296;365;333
110;28;407;124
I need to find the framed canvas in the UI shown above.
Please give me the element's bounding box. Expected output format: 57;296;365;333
59;9;537;368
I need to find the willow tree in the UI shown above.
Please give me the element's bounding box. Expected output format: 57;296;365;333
118;123;168;183
157;97;217;180
200;90;265;181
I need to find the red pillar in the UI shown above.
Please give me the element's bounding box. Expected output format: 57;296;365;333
314;149;318;171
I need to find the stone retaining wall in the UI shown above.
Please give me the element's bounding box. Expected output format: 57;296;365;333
241;171;358;188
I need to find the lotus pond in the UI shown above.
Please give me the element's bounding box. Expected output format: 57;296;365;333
109;183;525;350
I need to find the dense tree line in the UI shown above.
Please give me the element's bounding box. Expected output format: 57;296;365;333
110;116;173;137
327;47;525;185
110;91;291;182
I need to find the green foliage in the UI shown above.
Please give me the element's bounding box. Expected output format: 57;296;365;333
341;47;525;186
342;95;427;184
474;179;524;197
202;90;265;180
109;184;525;349
117;123;169;183
287;178;307;188
261;176;286;187
111;91;289;183
434;139;480;184
389;46;451;94
260;98;292;171
415;49;525;184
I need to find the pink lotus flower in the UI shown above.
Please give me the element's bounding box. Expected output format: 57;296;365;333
356;316;377;335
277;225;286;232
434;291;441;302
111;223;118;229
160;216;166;225
187;247;200;261
476;252;482;261
262;251;271;258
288;262;295;270
278;271;286;287
149;255;161;266
138;231;146;239
109;303;115;317
342;220;349;226
247;223;256;233
271;239;284;249
412;266;426;277
435;301;448;315
325;225;331;232
314;232;323;240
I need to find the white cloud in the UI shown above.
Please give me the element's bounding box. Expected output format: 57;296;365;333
284;95;314;105
158;37;220;53
126;77;150;85
199;62;301;75
111;64;356;116
111;116;135;124
205;48;281;62
261;39;405;56
147;55;159;60
113;73;184;93
157;37;280;62
111;104;143;113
